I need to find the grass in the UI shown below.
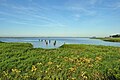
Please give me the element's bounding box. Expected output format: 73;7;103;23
91;37;120;42
0;42;120;80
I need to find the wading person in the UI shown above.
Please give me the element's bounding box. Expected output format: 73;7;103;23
53;40;56;46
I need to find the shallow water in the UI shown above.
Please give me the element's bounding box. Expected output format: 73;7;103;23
0;37;120;48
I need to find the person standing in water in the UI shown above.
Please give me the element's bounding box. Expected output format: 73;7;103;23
49;40;51;44
41;40;43;42
53;40;56;46
45;40;48;45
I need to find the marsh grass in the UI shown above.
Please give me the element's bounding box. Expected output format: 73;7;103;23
0;43;120;80
91;37;120;42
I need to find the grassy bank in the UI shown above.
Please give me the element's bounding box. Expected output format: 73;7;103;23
0;43;120;80
91;37;120;42
0;41;4;43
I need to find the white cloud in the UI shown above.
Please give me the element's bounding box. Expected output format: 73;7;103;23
0;0;68;28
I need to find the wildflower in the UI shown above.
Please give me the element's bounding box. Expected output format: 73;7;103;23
31;65;37;72
45;71;48;73
88;64;93;68
80;71;88;79
83;75;88;80
95;56;102;61
64;57;69;61
24;75;29;78
56;65;60;68
12;68;21;73
71;77;76;80
76;63;80;66
37;62;42;65
69;67;76;72
48;61;53;65
85;58;91;63
69;58;74;62
40;71;43;73
3;71;8;76
58;68;62;71
81;71;86;77
80;58;92;63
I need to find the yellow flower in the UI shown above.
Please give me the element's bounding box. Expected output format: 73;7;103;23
95;56;102;61
12;68;21;73
24;75;29;78
56;65;60;68
37;62;42;65
71;78;76;80
81;71;86;77
31;65;37;72
80;58;92;63
76;63;80;66
88;64;93;68
83;75;88;80
48;61;53;65
3;71;8;76
45;71;48;73
69;67;76;72
69;58;74;62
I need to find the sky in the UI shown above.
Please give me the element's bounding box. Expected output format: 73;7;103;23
0;0;120;37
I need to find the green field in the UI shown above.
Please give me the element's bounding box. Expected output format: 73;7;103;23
0;42;120;80
91;37;120;42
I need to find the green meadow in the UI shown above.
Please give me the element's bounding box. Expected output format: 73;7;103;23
0;42;120;80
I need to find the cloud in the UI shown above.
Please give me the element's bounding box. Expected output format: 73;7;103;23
51;0;97;16
0;0;68;28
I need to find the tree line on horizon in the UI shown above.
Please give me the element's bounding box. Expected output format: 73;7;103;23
109;34;120;38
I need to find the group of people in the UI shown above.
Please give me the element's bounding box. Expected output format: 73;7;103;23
39;39;57;46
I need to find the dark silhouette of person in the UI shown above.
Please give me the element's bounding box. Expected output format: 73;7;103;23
49;40;51;44
45;40;48;45
53;40;56;46
41;40;43;42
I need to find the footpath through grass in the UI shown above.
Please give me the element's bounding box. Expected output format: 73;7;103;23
0;43;120;80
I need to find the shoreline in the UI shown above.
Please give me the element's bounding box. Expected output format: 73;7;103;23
90;37;120;42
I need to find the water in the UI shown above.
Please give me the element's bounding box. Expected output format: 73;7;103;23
0;37;120;48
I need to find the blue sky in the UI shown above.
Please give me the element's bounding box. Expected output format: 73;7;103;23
0;0;120;37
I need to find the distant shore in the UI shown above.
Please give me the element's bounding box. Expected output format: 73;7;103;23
91;37;120;42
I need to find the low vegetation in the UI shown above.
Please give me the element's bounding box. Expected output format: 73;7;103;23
0;42;120;80
109;34;120;38
91;34;120;42
91;37;120;42
0;41;4;43
102;38;120;42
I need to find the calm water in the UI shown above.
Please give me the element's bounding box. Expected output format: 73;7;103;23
0;37;120;48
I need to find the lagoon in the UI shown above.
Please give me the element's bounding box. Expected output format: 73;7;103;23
0;37;120;48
